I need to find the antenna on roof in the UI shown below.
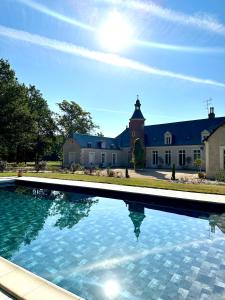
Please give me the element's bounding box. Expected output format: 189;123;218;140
204;98;212;113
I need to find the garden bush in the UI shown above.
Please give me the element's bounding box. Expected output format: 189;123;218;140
0;161;7;172
35;161;47;172
215;170;225;182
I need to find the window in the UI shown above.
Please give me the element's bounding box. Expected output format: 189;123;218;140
165;150;171;165
101;152;106;164
112;153;117;166
193;150;201;161
88;152;95;164
224;150;225;170
201;130;210;142
87;142;92;148
179;150;186;166
152;151;158;165
164;131;172;145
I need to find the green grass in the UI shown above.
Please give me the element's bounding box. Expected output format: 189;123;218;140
1;172;225;195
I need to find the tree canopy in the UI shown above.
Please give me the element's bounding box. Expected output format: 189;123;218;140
57;100;99;138
0;59;100;162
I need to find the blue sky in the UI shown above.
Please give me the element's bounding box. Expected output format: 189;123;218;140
0;0;225;137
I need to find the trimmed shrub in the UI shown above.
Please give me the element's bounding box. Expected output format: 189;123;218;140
171;164;176;180
125;168;130;178
198;172;206;179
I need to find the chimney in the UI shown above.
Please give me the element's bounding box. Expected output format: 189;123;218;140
208;107;215;119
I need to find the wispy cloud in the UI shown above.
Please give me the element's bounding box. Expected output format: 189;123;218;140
16;0;96;32
14;0;225;55
134;39;225;54
97;0;225;36
1;25;225;88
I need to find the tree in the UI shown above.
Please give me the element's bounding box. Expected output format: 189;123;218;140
0;59;56;162
27;85;56;163
132;138;145;170
57;100;99;138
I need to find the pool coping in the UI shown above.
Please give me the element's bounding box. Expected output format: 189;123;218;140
0;257;84;300
0;176;225;299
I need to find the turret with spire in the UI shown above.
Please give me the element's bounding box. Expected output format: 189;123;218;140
129;95;145;149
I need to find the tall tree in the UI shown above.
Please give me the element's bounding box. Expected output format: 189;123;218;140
0;59;56;162
132;138;145;170
57;100;99;138
27;85;56;163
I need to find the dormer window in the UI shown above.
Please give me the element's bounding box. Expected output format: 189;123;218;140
201;130;210;142
164;131;172;145
87;142;92;148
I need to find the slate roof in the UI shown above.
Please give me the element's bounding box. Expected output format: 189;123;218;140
73;133;119;149
74;117;225;149
115;117;225;148
130;109;145;120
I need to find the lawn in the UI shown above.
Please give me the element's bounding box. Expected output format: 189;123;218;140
1;172;225;195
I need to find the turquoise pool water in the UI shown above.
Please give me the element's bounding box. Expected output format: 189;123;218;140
1;185;225;300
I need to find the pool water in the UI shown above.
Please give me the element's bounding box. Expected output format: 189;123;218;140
1;185;225;300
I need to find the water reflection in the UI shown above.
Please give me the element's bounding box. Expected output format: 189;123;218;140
50;192;99;229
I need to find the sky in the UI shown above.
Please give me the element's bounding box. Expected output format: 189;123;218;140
0;0;225;137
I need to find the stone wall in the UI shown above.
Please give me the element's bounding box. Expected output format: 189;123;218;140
63;139;81;167
81;148;124;167
145;145;205;170
205;124;225;178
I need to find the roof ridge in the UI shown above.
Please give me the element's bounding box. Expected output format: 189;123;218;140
144;116;225;128
74;133;114;139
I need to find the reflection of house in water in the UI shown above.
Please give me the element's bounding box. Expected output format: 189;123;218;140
125;201;145;240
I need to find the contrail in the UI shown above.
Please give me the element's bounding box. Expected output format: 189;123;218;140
96;0;225;36
134;40;225;54
1;25;225;88
16;0;96;32
14;0;225;55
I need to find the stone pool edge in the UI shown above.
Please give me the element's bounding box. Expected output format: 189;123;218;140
0;257;84;300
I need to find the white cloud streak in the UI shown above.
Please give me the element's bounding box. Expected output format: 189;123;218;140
97;0;225;36
16;0;96;32
14;0;225;54
134;39;225;54
1;25;225;88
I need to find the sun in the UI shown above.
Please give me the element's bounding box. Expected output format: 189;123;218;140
99;11;133;53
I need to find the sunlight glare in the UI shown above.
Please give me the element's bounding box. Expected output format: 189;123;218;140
103;279;120;298
99;11;133;52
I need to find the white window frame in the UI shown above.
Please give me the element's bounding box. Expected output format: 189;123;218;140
201;130;210;142
88;152;95;164
178;150;186;166
112;153;117;166
220;146;225;170
165;150;171;166
193;149;201;161
164;131;172;145
152;151;158;165
101;152;106;165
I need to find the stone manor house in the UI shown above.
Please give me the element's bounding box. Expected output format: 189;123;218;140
63;97;225;178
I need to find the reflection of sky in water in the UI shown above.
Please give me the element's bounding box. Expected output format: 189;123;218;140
1;185;225;300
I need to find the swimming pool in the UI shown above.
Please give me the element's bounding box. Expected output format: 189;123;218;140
1;184;225;300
